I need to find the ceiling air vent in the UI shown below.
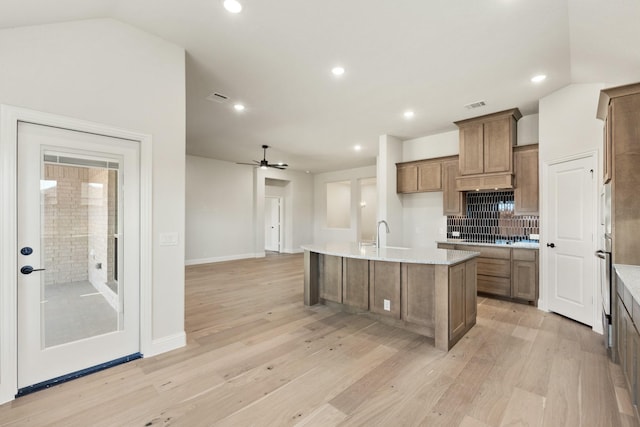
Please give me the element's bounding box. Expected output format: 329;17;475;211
206;92;229;103
464;100;487;110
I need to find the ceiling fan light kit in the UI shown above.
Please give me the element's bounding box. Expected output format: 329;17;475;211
237;145;289;170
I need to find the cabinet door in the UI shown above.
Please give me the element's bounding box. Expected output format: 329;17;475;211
318;255;342;303
483;117;514;173
514;147;539;215
417;161;442;192
618;296;627;368
442;159;466;216
459;123;484;175
369;261;401;319
625;310;635;399
448;263;466;341
401;263;435;328
397;164;418;193
512;260;537;301
464;259;477;327
343;258;369;310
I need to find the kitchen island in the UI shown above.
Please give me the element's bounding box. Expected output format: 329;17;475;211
302;242;479;351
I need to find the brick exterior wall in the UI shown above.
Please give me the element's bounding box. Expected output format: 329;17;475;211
42;164;117;287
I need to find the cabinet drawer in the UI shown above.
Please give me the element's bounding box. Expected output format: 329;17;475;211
478;275;511;296
461;246;510;260
512;248;537;261
477;258;510;278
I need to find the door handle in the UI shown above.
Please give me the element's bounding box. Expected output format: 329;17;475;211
20;265;46;275
546;243;556;248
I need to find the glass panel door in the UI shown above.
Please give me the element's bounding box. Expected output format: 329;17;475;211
18;122;140;390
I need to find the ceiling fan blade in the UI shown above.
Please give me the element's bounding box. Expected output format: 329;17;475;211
236;162;258;166
268;165;286;170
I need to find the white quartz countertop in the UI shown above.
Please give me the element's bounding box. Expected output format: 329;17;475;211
437;239;540;249
615;264;640;305
301;242;479;265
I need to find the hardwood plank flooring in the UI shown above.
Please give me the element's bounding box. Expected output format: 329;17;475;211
0;253;637;426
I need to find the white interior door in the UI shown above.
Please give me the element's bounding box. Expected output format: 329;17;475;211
546;154;596;325
17;122;140;390
264;197;280;252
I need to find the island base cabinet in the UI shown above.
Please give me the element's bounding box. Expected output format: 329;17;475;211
401;264;435;328
318;254;342;303
446;260;477;346
448;264;466;342
369;261;401;319
343;258;369;310
303;249;479;352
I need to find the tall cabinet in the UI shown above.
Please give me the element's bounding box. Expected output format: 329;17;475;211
597;82;640;266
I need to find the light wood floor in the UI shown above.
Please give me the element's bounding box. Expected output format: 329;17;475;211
1;253;638;426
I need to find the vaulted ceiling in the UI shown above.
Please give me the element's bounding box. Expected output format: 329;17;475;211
1;0;639;172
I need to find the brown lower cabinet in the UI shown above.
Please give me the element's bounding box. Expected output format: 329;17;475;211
616;293;640;410
369;261;401;319
343;257;369;310
437;243;538;304
318;254;342;303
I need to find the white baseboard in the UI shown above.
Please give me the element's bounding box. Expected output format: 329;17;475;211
185;253;261;265
282;247;304;254
144;331;186;358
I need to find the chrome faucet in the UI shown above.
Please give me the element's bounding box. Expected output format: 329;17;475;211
377;220;390;248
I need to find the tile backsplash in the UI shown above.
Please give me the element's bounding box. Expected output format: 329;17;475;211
447;190;539;244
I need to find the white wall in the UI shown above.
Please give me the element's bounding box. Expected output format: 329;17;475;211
185;156;255;263
186;156;314;261
0;18;186;399
313;165;377;244
539;85;604;163
359;179;377;242
326;181;352;229
377;135;403;247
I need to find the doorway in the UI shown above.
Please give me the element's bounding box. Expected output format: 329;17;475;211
264;196;282;253
0;105;153;404
17;122;141;392
544;152;597;326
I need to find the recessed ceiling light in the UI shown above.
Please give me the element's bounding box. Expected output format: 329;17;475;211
404;110;415;119
233;103;245;112
331;66;345;76
531;74;547;83
354;145;362;151
223;0;242;13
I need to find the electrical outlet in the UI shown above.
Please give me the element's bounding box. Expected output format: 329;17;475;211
383;299;391;311
452;231;460;237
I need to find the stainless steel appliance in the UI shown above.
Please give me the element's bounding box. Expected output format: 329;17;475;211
596;235;612;351
597;183;612;352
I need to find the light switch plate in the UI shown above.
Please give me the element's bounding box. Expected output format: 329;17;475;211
529;233;540;240
452;231;460;237
383;299;391;311
159;232;179;246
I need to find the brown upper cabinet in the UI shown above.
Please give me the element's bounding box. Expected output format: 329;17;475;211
597;82;640;266
397;162;418;193
442;158;465;216
396;156;453;194
454;108;522;191
513;144;539;215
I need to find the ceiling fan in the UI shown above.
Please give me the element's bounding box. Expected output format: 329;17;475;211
237;145;288;170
